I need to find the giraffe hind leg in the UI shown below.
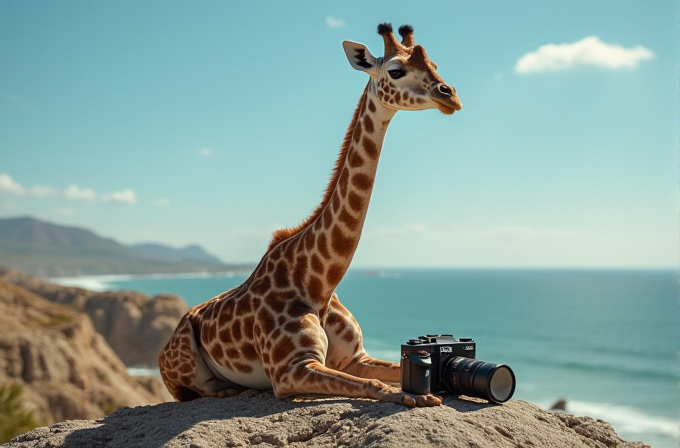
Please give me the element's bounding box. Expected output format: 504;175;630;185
159;314;245;401
324;294;401;384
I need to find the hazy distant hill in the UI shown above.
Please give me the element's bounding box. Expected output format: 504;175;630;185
0;216;250;278
131;243;223;264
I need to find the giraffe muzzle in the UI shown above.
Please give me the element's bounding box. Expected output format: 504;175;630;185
431;83;462;115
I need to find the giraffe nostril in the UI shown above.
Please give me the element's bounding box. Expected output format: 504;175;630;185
438;84;453;97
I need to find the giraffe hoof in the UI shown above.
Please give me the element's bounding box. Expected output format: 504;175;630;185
410;393;442;407
401;395;417;408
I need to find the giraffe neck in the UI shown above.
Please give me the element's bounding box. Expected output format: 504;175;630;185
263;82;396;307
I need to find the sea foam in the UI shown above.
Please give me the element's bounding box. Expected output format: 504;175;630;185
568;399;680;438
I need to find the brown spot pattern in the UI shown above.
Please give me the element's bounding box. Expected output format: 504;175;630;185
362;115;374;134
307;275;323;298
326;263;344;286
331;194;340;213
331;225;354;257
304;230;316;252
338;168;349;197
362;137;378;159
284;320;303;333
234;362;253;373
338;208;358;231
232;320;242;341
317;233;330;258
272;335;295;364
351;173;373;191
322;208;333;230
258;308;276;335
293;254;307;289
348;191;364;212
311;254;324;274
348;150;364;168
244;315;255;339
274;262;289;288
299;334;315;347
241;343;257;360
368;100;376;112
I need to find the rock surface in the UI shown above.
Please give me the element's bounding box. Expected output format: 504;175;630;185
6;390;648;448
0;269;187;367
0;280;167;426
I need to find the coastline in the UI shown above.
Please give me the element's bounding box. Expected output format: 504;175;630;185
49;269;252;292
42;269;680;447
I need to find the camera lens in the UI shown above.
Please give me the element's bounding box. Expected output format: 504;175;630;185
443;357;516;404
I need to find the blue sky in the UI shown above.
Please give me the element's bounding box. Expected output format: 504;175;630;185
0;1;676;268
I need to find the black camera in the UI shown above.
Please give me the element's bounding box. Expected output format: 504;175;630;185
401;334;516;404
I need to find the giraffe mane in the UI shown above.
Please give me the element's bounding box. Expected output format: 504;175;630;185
266;84;369;252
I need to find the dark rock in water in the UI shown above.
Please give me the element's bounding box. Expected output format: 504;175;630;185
6;392;649;448
0;269;187;367
551;398;567;411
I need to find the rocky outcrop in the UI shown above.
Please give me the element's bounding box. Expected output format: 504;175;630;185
6;390;648;448
0;269;187;367
0;280;168;426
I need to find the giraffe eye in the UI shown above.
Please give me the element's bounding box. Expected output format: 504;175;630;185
388;68;406;79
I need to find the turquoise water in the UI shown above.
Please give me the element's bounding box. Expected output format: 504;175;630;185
56;269;679;448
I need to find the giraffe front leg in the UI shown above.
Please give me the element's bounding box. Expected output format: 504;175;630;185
272;308;439;407
274;359;441;408
340;352;401;384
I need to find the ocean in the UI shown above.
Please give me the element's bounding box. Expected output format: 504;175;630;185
55;269;679;448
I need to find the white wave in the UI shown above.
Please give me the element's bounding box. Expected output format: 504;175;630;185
127;367;161;377
50;274;132;291
567;399;680;438
50;270;250;291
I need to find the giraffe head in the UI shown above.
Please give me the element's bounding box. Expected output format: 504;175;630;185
343;23;462;115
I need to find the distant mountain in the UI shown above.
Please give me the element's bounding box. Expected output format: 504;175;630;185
0;216;251;278
131;243;223;264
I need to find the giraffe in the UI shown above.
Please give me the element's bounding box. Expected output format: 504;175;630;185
159;23;462;408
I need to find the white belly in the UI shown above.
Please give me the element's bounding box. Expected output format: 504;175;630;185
214;362;272;390
201;348;272;390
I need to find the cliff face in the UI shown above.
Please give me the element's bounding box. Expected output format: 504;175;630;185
6;390;648;448
0;269;187;367
0;280;167;426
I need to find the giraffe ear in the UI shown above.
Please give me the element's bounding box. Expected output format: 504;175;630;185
343;41;378;74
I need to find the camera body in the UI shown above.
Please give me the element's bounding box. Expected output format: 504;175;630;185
401;334;475;395
401;334;515;404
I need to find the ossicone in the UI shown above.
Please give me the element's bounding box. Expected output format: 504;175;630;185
377;23;393;35
398;24;414;47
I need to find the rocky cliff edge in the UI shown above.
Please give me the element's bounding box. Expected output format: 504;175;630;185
6;390;648;448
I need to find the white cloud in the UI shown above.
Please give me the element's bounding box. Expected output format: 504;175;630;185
0;173;26;195
325;16;345;28
515;36;654;74
367;224;576;241
30;185;59;197
460;225;577;240
154;198;170;207
64;184;97;201
102;188;138;205
199;147;214;156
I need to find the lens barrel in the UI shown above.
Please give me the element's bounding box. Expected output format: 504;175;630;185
443;357;516;404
